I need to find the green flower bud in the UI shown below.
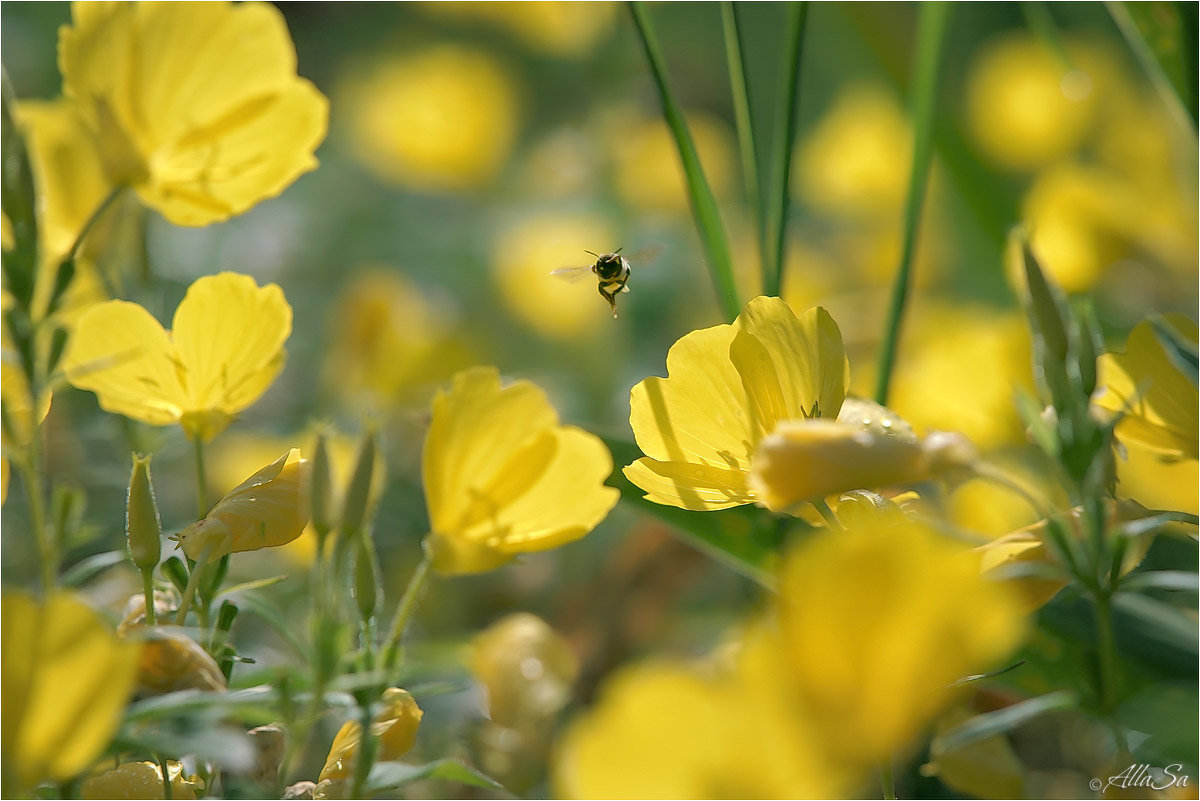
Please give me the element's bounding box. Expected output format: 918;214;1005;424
126;454;162;571
340;430;377;538
311;430;335;538
354;533;380;621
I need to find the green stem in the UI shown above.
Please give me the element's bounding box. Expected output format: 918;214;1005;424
880;759;896;800
175;541;216;626
64;185;126;265
141;567;157;625
1093;589;1119;711
628;1;741;321
764;1;809;298
20;446;54;595
155;753;173;801
381;553;432;672
873;2;951;406
721;3;765;272
349;700;378;800
812;498;842;529
192;436;208;520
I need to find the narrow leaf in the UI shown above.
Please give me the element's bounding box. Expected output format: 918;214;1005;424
1107;2;1198;131
366;758;506;794
60;550;127;588
935;691;1077;752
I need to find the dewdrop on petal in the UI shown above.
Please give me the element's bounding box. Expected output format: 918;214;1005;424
177;450;311;561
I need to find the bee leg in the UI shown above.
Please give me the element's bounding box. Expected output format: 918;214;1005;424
621;285;630;293
598;284;619;318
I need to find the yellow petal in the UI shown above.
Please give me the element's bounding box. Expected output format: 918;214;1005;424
2;592;141;791
423;367;557;535
732;298;847;423
81;760;202;800
1095;316;1198;459
629;322;754;467
622;457;753;511
62;300;186;425
181;449;311;560
171;272;292;424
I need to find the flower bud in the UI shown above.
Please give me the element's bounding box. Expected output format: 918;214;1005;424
340;430;378;538
126;454;162;571
81;760;203;800
135;628;227;695
310;430;335;538
354;534;380;621
471;613;578;727
319;688;423;782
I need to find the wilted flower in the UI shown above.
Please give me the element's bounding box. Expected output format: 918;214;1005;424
63;272;292;442
58;1;328;226
133;628;227;695
176;449;311;561
624;296;847;511
319;688;423;782
338;46;518;191
423;367;619;575
80;760;204;800
1;591;141;794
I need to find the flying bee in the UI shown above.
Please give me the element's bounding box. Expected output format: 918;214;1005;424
550;245;661;318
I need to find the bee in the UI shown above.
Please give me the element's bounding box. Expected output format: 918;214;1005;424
550;246;660;318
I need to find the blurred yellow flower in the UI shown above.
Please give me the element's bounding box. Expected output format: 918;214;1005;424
1094;316;1198;459
965;34;1096;171
339;46;518;191
1;352;51;505
320;688;423;782
176;449;310;561
748;418;974;513
423;366;619;575
776;517;1027;766
1095;317;1199;515
1;591;141;794
888;304;1034;449
624;296;847;511
491;212;618;338
63;272;291;442
81;760;203;800
134;628;227;696
424;2;617;57
797;84;912;219
610;112;735;214
470;612;579;727
58;1;328;227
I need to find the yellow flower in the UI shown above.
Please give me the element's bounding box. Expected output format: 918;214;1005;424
81;760;203;800
63;272;291;441
423;366;619;575
776;517;1027;767
1;591;141;795
965;34;1096;171
338;46;518;192
624;296;847;511
176;449;310;561
490;211;618;338
58;1;328;227
796;84;912;220
470;613;579;727
423;2;617;57
319;688;423;782
134;629;227;696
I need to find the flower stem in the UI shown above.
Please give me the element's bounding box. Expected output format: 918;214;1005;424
192;436;208;520
873;2;951;406
175;541;216;626
812;497;842;529
381;553;432;672
64;185;126;264
763;1;809;299
628;1;741;321
19;446;54;595
1093;589;1119;711
142;567;157;625
880;759;896;800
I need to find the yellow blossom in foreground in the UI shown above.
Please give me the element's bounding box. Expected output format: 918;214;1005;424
423;367;619;575
58;1;328;227
176;449;310;561
625;296;847;511
491;212;618;338
965;34;1095;171
1;591;141;794
63;272;291;441
81;760;203;800
320;688;423;782
339;46;518;191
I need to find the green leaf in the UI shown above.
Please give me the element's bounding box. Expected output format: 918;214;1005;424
216;574;289;600
0;70;39;311
1114;683;1199;767
603;435;779;588
1150;315;1199;386
366;758;506;794
1113;591;1199;668
60;550;127;588
1107;2;1198;132
628;2;741;322
934;691;1077;752
1119;570;1199;593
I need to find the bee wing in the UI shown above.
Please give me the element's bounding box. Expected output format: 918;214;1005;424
550;265;593;284
624;243;664;266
